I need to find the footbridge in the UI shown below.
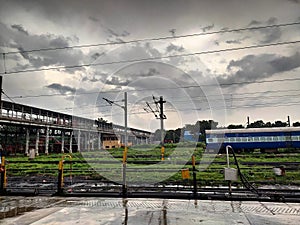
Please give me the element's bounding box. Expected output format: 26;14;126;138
0;100;152;155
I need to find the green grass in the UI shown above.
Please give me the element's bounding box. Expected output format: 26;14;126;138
4;145;300;186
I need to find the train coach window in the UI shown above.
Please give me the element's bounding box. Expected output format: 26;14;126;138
207;138;213;143
241;137;247;142
247;137;253;142
273;136;279;141
217;138;225;142
236;137;241;142
229;137;236;142
266;137;272;141
260;137;266;141
292;136;299;141
285;136;292;141
253;137;259;141
279;136;285;141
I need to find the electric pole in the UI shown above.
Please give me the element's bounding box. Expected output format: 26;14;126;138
145;96;166;161
103;92;128;196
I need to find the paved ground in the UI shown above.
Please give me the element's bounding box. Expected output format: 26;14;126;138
1;197;300;224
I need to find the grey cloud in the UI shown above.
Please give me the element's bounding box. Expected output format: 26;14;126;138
248;20;262;27
11;24;29;35
219;52;300;85
105;76;131;86
259;27;282;43
226;36;249;45
169;29;176;36
106;28;130;44
0;22;84;73
226;40;242;44
48;36;70;48
107;28;130;38
247;17;282;43
103;67;160;88
46;83;76;94
166;43;184;53
202;24;214;32
248;17;278;27
266;17;278;25
129;67;160;78
88;16;99;22
91;52;105;60
287;0;299;3
270;52;300;72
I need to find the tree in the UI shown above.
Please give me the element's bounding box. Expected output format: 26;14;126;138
293;122;300;127
164;129;182;143
247;120;265;128
227;124;244;129
272;121;287;127
153;129;164;142
193;120;219;142
265;122;272;127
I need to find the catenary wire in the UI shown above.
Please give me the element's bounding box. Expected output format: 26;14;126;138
2;21;300;55
1;40;300;75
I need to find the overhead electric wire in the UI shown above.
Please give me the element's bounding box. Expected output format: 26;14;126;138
2;21;300;55
167;92;300;103
99;100;300;118
8;77;300;100
2;91;15;103
1;39;300;75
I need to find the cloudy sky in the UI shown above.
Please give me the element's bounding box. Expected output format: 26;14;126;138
0;0;300;131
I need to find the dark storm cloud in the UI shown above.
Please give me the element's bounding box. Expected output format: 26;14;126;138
269;52;300;72
219;52;300;85
0;22;84;73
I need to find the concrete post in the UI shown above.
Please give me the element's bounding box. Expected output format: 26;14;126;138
45;126;49;155
88;132;91;151
35;129;39;156
98;132;101;150
25;128;29;156
91;133;94;151
84;132;88;151
69;132;73;153
61;131;65;153
77;130;81;152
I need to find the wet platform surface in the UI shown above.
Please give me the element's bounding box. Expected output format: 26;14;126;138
1;197;300;224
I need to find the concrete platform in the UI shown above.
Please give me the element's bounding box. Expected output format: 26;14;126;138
1;197;300;224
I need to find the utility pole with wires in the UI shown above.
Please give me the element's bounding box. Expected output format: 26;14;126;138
144;96;166;161
103;92;128;196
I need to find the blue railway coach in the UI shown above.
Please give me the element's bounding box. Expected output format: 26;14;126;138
205;127;300;153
